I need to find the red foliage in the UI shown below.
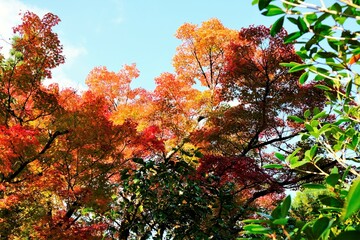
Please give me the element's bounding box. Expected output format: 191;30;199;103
0;125;39;175
195;25;326;156
12;12;64;80
197;155;277;187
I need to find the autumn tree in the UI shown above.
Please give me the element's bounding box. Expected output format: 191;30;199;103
0;12;141;239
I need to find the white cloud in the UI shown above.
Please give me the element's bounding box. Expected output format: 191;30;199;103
44;68;87;92
47;42;88;91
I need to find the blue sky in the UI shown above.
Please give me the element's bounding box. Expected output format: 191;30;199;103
0;0;272;90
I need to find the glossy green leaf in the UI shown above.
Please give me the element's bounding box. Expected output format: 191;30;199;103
291;159;309;168
284;31;302;43
243;224;271;234
326;173;340;187
317;52;337;58
297;17;308;33
280;62;298;68
345;79;353;97
309;145;318;158
275;152;285;161
342;177;360;220
315;84;332;91
298;71;309;84
313;217;330;239
313;111;327;120
305;123;314;132
263;5;284;16
288;64;311;73
271;205;282;219
281;195;291;218
320;195;343;208
258;0;272;10
310;120;319;127
273;218;288;225
288;115;304;123
263;164;283;169
305;13;317;24
270;16;284;36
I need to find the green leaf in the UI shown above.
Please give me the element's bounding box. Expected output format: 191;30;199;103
258;0;272;11
270;16;284;36
331;166;339;174
273;218;288;225
320;195;343;208
275;152;285;161
313;111;327;120
81;207;94;215
263;164;283;169
243;224;271;234
330;2;342;13
287;17;298;25
304;109;311;118
284;31;302;43
326;174;340;187
288;115;304;123
313;217;330;239
280;62;298;68
317;52;337;58
309;144;318;158
271;205;282;219
286;148;300;163
281;195;291;218
310;120;319;128
263;5;284;16
194;150;203;158
334;231;360;240
305;13;317;24
302;183;327;189
345;79;353;97
315;84;332;91
342;177;360;221
288;63;311;73
291;160;309;168
298;71;309;84
297;17;308;33
305;123;314;132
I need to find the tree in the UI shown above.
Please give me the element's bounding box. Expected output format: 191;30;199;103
243;0;360;239
195;25;325;158
0;12;142;239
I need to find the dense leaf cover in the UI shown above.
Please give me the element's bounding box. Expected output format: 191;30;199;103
0;6;345;239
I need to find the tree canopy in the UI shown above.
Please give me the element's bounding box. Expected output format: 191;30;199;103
0;1;359;239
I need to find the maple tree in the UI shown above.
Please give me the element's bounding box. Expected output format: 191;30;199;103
0;12;140;239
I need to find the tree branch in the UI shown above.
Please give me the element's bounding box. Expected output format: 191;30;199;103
3;129;69;183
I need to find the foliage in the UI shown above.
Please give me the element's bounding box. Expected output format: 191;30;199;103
0;6;341;239
243;0;360;239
